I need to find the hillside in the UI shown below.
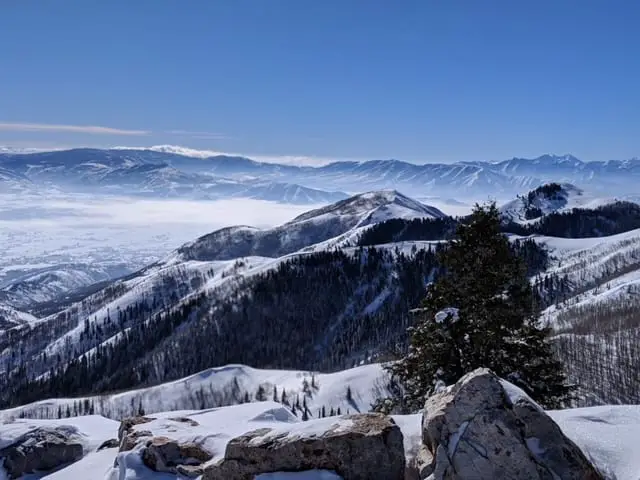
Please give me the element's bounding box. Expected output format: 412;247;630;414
0;363;388;422
3;189;640;412
500;183;608;223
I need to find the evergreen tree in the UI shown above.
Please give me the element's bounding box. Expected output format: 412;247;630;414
388;202;573;411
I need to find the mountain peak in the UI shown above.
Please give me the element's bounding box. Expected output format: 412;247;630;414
289;190;444;226
535;154;582;164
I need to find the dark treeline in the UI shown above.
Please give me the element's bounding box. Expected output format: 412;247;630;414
358;201;640;246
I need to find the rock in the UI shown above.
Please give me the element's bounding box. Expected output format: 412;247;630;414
168;416;200;427
117;416;155;452
117;415;154;444
0;427;83;479
203;413;405;480
141;436;213;477
421;368;603;480
411;445;434;480
97;438;119;451
120;429;153;452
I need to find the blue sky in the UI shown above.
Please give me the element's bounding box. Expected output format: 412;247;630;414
1;1;638;164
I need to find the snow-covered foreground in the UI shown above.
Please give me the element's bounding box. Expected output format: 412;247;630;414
2;401;640;480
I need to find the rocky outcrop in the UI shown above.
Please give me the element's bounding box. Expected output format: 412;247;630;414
117;415;154;451
419;368;603;480
0;427;84;479
141;436;213;478
203;413;405;480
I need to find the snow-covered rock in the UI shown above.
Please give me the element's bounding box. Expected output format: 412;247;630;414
419;368;602;480
203;412;405;480
0;415;118;479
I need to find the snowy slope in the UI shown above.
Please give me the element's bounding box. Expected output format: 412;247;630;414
550;405;640;480
535;228;640;317
0;263;131;309
0;303;37;334
0;363;389;422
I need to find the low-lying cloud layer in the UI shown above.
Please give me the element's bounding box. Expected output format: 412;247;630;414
0;193;316;270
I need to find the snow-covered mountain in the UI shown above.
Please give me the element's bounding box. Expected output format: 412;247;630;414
0;263;131;310
172;190;445;262
0;148;347;204
3;148;640;202
500;183;619;223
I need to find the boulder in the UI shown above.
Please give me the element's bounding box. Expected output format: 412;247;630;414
141;436;213;478
420;368;603;480
0;427;83;479
203;413;405;480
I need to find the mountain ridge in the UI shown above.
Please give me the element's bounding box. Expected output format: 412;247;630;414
3;148;640;200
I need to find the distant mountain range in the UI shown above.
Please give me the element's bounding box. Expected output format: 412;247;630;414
1;147;640;201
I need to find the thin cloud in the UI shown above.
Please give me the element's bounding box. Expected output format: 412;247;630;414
0;122;149;136
117;145;345;166
166;129;229;140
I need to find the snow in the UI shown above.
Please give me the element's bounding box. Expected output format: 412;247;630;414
549;405;640;480
499;379;544;412
247;416;355;446
2;385;640;480
390;414;422;461
44;449;116;479
435;307;459;324
1;363;389;422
